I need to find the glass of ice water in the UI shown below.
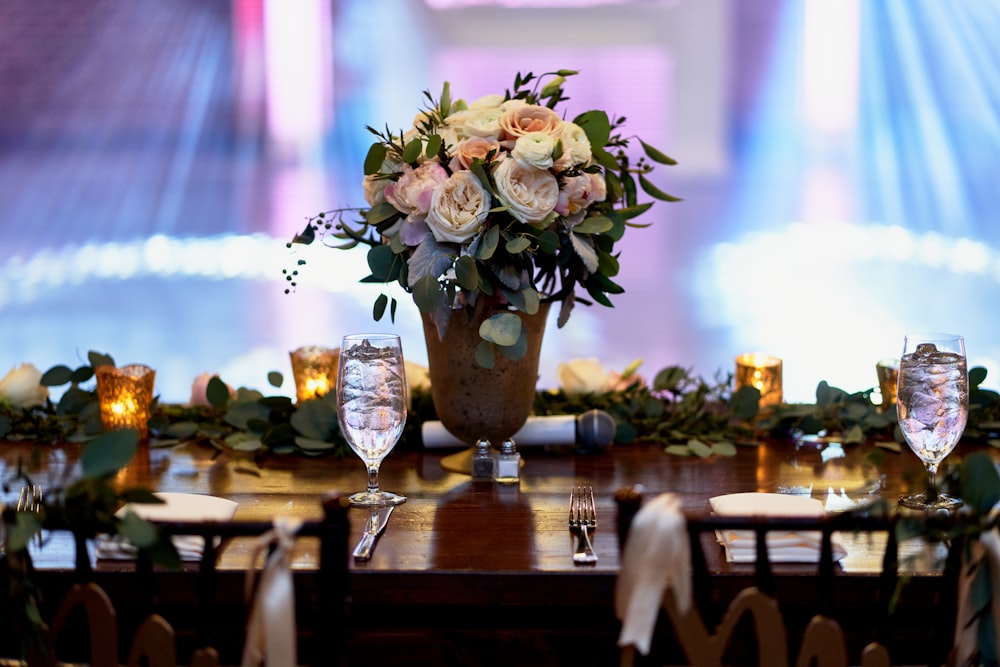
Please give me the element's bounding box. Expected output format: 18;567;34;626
337;334;408;507
896;333;968;510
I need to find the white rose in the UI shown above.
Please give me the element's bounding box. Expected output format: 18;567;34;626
446;107;503;140
511;131;556;170
553;121;592;171
492;157;559;225
384;162;449;218
557;358;610;396
0;363;49;409
425;172;490;243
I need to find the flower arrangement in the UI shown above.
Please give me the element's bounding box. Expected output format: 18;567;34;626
287;70;679;366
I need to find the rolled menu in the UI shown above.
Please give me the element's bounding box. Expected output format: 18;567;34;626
709;492;847;563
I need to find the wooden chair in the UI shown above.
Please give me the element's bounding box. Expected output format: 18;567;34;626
1;492;350;667
613;489;960;667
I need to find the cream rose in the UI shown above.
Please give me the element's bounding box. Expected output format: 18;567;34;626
511;131;556;170
557;358;610;396
449;136;502;171
492;157;559;225
425;172;490;243
384;162;449;219
446;107;503;140
0;363;49;409
553;121;593;171
363;174;389;207
556;172;607;217
499;104;563;145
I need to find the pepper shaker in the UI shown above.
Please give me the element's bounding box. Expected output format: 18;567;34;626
471;439;495;481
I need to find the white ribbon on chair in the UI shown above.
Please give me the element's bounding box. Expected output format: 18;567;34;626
241;516;303;667
615;493;692;656
954;510;1000;667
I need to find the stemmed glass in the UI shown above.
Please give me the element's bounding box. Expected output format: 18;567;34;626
896;333;969;510
336;334;408;507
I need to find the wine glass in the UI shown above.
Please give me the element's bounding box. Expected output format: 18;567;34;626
896;333;969;510
336;334;408;507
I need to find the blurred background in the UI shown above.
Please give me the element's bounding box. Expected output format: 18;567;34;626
2;0;998;404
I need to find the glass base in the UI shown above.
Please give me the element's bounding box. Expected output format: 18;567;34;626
898;492;963;511
348;490;407;507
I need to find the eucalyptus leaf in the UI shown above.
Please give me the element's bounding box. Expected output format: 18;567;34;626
118;511;158;548
88;351;115;369
363;143;388;175
206;376;231;408
81;429;139;479
402;137;423;163
41;365;74;386
665;444;691;457
688;439;713;458
711;441;738;457
573;216;613;235
479;312;522;347
455;255;479;291
290;400;338;441
268;371;283;388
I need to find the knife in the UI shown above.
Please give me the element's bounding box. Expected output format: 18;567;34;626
352;505;394;561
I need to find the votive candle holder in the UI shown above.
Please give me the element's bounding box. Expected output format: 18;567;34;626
95;364;157;438
875;358;900;413
734;353;783;407
290;346;340;402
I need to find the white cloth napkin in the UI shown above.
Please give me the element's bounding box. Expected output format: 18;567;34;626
709;492;847;563
616;493;691;656
96;492;239;561
241;516;303;667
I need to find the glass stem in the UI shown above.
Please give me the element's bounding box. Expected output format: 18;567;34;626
367;464;381;496
925;462;939;496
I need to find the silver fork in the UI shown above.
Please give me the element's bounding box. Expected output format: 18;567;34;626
17;484;43;547
569;486;598;564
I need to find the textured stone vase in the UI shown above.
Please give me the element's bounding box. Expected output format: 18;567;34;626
421;302;551;446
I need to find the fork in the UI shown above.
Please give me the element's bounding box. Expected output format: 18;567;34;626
569;486;598;564
17;484;44;547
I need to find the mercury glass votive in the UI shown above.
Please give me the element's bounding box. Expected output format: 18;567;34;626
734;353;783;407
290;346;340;402
95;364;156;438
875;358;900;413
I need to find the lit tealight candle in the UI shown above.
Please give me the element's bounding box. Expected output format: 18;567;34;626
95;364;157;438
734;353;783;407
290;346;340;402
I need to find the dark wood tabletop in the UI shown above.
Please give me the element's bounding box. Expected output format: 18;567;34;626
0;435;979;665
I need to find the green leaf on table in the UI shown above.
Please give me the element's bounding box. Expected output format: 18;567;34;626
88;351;115;370
207;376;231;408
80;429;139;479
665;444;691;456
225;431;264;452
688;439;713;458
41;365;74;386
165;421;199;439
290;400;338;440
730;386;761;421
224;401;271;430
268;371;283;388
295;437;338;455
711;441;738;457
875;441;902;453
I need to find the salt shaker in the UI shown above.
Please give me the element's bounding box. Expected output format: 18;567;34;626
495;438;520;484
471;439;495;481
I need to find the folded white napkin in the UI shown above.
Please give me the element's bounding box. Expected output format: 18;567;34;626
616;493;691;656
96;492;238;561
709;492;847;563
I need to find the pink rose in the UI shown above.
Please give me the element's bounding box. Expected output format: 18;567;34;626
190;372;236;406
384;162;449;219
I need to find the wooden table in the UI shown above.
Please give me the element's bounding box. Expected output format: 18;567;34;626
0;436;979;665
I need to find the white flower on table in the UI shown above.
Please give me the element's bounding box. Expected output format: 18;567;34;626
557;358;644;396
0;363;49;409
